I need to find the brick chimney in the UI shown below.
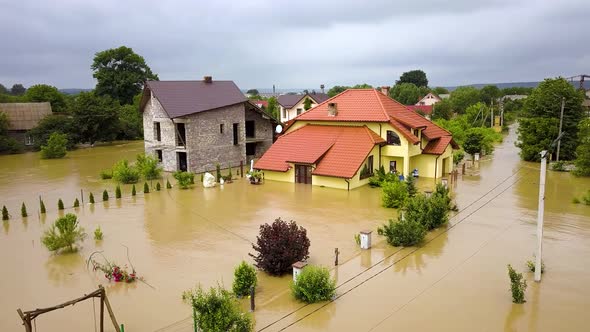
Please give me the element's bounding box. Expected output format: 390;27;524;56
328;102;338;116
380;86;390;95
204;76;212;83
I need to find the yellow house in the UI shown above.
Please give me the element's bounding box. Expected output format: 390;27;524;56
254;89;458;190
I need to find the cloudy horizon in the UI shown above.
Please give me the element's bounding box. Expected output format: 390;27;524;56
1;0;588;90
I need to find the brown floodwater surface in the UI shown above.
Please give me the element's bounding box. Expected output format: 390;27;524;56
0;128;589;332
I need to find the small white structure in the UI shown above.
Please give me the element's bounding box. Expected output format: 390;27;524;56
292;261;308;282
203;172;216;188
441;178;448;188
360;230;372;250
474;153;480;161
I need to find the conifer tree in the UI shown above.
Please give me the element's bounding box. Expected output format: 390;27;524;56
21;202;28;217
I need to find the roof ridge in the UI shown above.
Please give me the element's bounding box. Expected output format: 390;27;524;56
374;89;391;121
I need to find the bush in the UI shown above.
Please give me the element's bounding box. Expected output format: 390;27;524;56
131;184;136;196
99;169;113;179
182;285;253;332
382;180;408;208
507;264;527;303
550;161;566;172
173;171;195;189
136;154;162;180
377;218;426;247
526;259;545;274
40;199;46;213
143;182;149;193
250;218;310;275
572;197;581;204
112;160;140;184
115;185;121;198
58;198;64;210
582;190;590;206
102;190;109;201
0;136;24;154
41;213;87;253
156;182;161;191
2;205;8;220
406;176;417;197
89;192;95;204
216;163;222;182
21;202;27;217
291;266;336;303
40;132;68;159
73;198;80;208
166;179;172;189
404;192;450;231
232;261;257;297
94;226;103;240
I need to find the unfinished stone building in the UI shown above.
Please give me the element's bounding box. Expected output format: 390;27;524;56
140;77;276;173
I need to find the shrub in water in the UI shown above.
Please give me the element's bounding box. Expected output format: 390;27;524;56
58;199;64;210
433;183;453;211
173;171;195;189
381;179;408;208
102;190;109;201
551;161;566;172
40;132;68;159
143;182;150;193
41;213;87;253
250;218;310;275
112;159;140;184
73;198;80;208
136;153;162;180
99;169;113;179
21;202;27;217
89;192;95;204
94;226;103;240
166;179;172;189
377;218;426;247
156;182;161;191
406;176;417;197
507;264;527;303
404;194;449;231
291;265;336;303
216;163;222;182
526;259;545;274
115;185;121;199
131;184;136;196
182;285;253;332
572;197;580;204
228;165;233;179
2;205;8;220
232;261;257;297
40;199;46;214
583;190;590;206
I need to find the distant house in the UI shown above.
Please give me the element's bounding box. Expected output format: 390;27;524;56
255;89;458;190
502;95;528;101
251;100;268;109
416;92;442;106
439;94;450;99
278;92;329;123
140;76;276;173
0;102;52;147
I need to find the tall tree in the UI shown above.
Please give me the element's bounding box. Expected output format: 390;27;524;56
11;84;26;95
327;86;349;97
432;99;453;120
303;97;312;110
0;83;8;95
266;96;279;120
432;87;449;95
91;46;158;105
573;118;590;177
352;83;373;89
450;86;481;114
24;84;67;113
519;77;584;161
463;131;484;164
397;70;428;87
389;83;420;105
246;89;259;96
71;92;120;145
480;85;501;104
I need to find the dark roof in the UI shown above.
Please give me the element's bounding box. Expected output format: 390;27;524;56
143;80;247;118
277;93;330;108
0;102;52;130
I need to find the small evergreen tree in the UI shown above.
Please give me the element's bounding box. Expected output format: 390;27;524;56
303;97;313;111
73;198;80;208
102;190;109;201
89;192;95;204
228;164;233;179
115;185;121;198
216;163;221;182
166;179;172;189
40;199;46;214
232;261;257;297
507;264;527;303
57;199;64;210
156;182;161;191
2;205;9;220
131;184;136;196
21;202;27;217
406;176;417;197
94;226;103;240
143;182;149;193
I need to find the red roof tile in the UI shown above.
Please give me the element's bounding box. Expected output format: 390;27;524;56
422;136;454;155
406;105;433;115
254;125;385;178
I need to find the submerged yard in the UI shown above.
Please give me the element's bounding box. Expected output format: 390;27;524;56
1;128;589;331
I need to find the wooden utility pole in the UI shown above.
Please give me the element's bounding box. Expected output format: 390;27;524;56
556;98;565;161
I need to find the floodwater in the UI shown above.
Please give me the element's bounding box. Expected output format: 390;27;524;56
0;127;589;332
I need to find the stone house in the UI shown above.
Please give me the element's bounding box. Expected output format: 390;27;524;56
0;102;52;147
140;77;276;173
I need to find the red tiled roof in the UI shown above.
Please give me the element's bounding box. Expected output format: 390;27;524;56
422;136;452;155
252;100;268;108
254;124;385;178
406;105;433;115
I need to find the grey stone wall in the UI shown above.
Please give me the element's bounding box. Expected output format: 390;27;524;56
244;108;273;159
143;94;179;172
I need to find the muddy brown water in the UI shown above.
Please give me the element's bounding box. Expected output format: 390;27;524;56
0;128;589;332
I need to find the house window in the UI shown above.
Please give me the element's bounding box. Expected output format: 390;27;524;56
154;122;161;141
368;155;374;174
283;108;287;119
246;142;256;156
155;149;163;162
220;123;224;134
245;120;255;138
176;123;186;147
25;134;34;146
296;108;303;115
233;123;239;145
386;130;401;145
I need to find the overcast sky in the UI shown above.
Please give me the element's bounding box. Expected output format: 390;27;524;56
1;0;588;90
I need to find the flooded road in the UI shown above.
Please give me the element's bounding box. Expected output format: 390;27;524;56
0;127;589;331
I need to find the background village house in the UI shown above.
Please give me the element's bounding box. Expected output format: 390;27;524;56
0;102;52;147
278;92;329;123
140;76;276;173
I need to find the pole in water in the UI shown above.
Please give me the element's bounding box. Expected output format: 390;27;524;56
335;248;339;266
81;188;84;203
120;324;124;332
249;286;255;312
535;150;547;282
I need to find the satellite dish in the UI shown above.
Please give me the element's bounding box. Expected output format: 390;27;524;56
275;125;283;134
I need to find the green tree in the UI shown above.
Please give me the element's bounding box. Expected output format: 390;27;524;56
303;97;312;111
432;87;449;95
266;96;279;120
71;92;120;144
117;95;143;139
40;132;68;159
432;99;453;120
0;83;8;95
291;265;336;303
136;153;162;180
574;118;590;176
520;78;585;161
41;213;87;253
352;83;373;89
246;89;259;96
389;83;420;105
480;85;501;105
11;84;26;95
29;114;79;150
2;205;8;220
463;131;484;163
24;84;67;113
397;70;428;87
516;117;560;161
327;86;349;97
92;46;158;105
0;111;24;154
232;261;257;297
381;180;408;208
377;218;426;247
21;202;27;217
450;86;481;114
